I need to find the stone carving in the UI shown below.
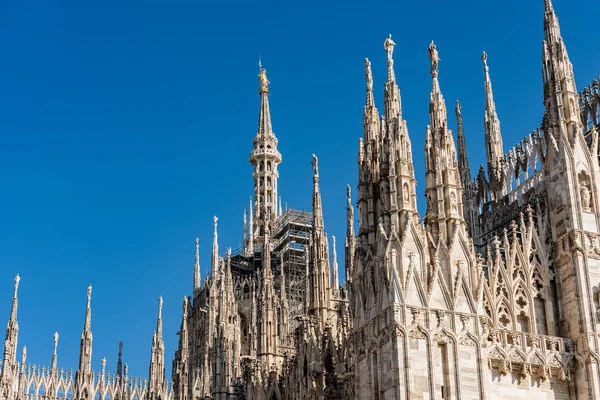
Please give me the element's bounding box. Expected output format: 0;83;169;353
581;185;591;211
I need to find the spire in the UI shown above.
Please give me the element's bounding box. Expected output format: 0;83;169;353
212;216;218;277
424;42;465;246
543;0;560;44
193;238;201;291
250;64;282;236
364;58;375;110
427;41;446;132
309;155;331;326
383;34;402;121
345;185;356;285
331;235;339;291
51;332;59;372
149;297;165;399
117;341;123;378
77;284;93;383
257;63;273;138
482;52;505;199
362;58;380;144
455;100;471;184
541;0;581;147
248;197;254;254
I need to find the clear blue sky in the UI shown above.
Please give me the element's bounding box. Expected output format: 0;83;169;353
0;0;598;381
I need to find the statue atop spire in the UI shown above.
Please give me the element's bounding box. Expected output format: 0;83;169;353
258;63;270;94
312;154;319;178
428;41;440;77
365;58;373;91
384;34;395;65
86;285;92;309
13;274;20;299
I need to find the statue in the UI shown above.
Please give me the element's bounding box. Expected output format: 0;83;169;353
384;34;395;63
87;285;92;304
581;185;591;211
428;41;440;75
364;58;373;88
258;67;269;92
311;154;319;176
455;100;462;121
451;191;458;211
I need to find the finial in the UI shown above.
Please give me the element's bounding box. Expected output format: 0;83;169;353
119;341;123;353
54;332;59;344
22;346;27;365
428;41;440;76
195;238;199;255
158;296;163;316
456;100;462;118
86;285;92;308
14;274;20;298
213;216;218;234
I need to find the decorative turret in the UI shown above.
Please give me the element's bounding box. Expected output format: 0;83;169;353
424;41;466;247
482;52;505;200
542;0;581;148
250;63;282;238
75;285;93;397
456;101;479;240
172;297;189;400
308;154;331;326
1;275;20;384
382;34;418;229
193;238;201;294
345;185;356;297
148;297;166;400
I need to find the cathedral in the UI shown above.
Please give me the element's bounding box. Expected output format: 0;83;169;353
3;0;600;398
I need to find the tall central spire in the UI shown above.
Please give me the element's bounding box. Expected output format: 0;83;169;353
250;63;282;238
257;63;273;138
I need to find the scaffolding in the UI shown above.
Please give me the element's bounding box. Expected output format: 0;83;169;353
228;208;312;329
